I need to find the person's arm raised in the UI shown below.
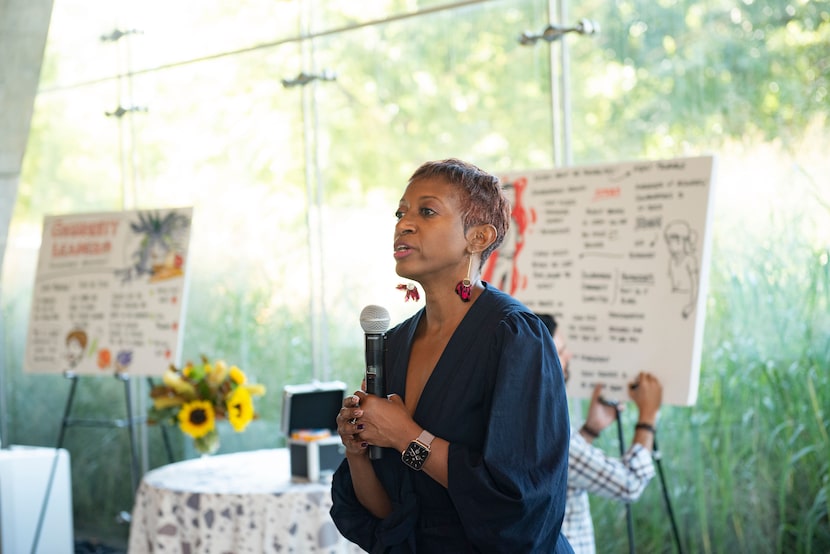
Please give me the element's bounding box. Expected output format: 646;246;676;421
580;383;619;444
628;372;663;451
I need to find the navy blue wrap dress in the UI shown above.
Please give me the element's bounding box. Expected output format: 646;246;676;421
330;284;574;553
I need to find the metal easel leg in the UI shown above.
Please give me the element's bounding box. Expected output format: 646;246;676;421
613;407;636;554
605;398;683;553
56;371;79;449
653;437;684;554
32;372;80;554
118;373;141;493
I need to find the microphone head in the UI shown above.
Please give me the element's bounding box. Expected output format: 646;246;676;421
360;305;391;334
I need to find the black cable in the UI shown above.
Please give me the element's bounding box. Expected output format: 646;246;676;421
613;407;636;554
652;436;684;554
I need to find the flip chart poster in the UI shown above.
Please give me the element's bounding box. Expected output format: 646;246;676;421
25;208;193;376
484;156;715;406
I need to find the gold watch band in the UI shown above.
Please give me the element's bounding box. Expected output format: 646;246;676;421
416;429;435;448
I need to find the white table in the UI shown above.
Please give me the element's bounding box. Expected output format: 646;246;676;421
128;448;362;553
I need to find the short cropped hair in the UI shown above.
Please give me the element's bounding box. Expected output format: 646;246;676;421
408;158;511;267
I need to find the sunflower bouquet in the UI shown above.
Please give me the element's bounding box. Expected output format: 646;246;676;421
148;356;266;455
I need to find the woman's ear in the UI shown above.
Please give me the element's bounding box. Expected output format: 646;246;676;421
467;224;497;252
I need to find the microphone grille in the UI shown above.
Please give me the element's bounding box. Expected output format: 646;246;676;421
360;305;391;333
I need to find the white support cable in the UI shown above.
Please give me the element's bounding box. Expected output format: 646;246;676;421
38;0;499;95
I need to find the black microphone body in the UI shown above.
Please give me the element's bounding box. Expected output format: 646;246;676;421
364;333;386;401
360;305;391;460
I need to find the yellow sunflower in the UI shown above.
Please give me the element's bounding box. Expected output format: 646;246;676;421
229;365;246;385
226;386;254;432
178;399;215;438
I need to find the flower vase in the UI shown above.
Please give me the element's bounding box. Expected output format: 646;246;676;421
194;429;220;456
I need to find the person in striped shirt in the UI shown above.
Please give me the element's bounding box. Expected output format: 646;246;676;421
546;315;663;554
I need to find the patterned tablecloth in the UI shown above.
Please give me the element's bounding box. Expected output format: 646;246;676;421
127;448;362;553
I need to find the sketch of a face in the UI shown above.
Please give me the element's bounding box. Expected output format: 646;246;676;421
664;221;694;259
664;220;699;318
65;329;87;368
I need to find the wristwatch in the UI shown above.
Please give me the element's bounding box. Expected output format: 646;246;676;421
401;430;435;470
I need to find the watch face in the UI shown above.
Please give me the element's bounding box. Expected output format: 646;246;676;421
402;441;429;470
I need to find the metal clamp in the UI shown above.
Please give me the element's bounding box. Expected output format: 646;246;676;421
519;19;600;45
281;70;337;88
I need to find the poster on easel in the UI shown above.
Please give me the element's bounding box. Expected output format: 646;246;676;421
25;208;193;377
483;156;715;406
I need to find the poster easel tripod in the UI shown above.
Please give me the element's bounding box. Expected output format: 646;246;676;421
29;371;176;554
609;405;684;554
55;371;175;490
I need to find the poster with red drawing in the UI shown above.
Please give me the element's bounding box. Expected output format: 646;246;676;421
25;208;193;376
483;156;715;406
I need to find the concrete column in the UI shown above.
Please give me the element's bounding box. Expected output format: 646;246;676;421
0;0;55;445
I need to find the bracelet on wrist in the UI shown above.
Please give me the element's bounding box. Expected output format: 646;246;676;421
635;422;657;434
580;424;601;439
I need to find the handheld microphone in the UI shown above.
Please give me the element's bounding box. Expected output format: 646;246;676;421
359;305;391;460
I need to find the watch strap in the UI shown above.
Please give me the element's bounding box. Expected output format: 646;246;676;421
415;429;435;448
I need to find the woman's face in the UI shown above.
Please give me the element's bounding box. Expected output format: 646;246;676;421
393;177;469;283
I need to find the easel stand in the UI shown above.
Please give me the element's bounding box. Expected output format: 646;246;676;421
612;408;684;554
653;436;684;554
613;408;636;554
56;371;174;491
30;372;175;554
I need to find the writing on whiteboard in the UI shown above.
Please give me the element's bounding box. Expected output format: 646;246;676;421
484;156;715;406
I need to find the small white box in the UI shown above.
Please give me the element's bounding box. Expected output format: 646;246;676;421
0;446;74;554
282;381;347;481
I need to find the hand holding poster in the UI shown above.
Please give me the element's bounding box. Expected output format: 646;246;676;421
25;208;193;376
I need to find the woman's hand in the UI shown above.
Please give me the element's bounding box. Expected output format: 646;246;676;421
350;391;420;454
336;393;368;457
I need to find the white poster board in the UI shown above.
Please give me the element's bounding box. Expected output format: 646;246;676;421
483;156;715;406
25;208;192;376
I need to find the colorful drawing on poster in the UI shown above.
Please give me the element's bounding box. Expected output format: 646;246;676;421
26;207;193;376
483;176;535;295
65;328;87;369
97;348;112;370
117;211;190;283
115;350;134;373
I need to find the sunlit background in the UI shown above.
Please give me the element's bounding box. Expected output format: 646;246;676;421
1;0;828;551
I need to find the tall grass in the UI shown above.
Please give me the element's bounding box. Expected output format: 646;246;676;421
589;201;830;552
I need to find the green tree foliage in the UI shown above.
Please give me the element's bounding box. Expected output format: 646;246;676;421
571;0;830;160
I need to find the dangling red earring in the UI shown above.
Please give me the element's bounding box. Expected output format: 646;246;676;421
455;255;473;302
397;283;420;302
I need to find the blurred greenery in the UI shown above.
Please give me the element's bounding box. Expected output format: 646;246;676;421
2;0;828;550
